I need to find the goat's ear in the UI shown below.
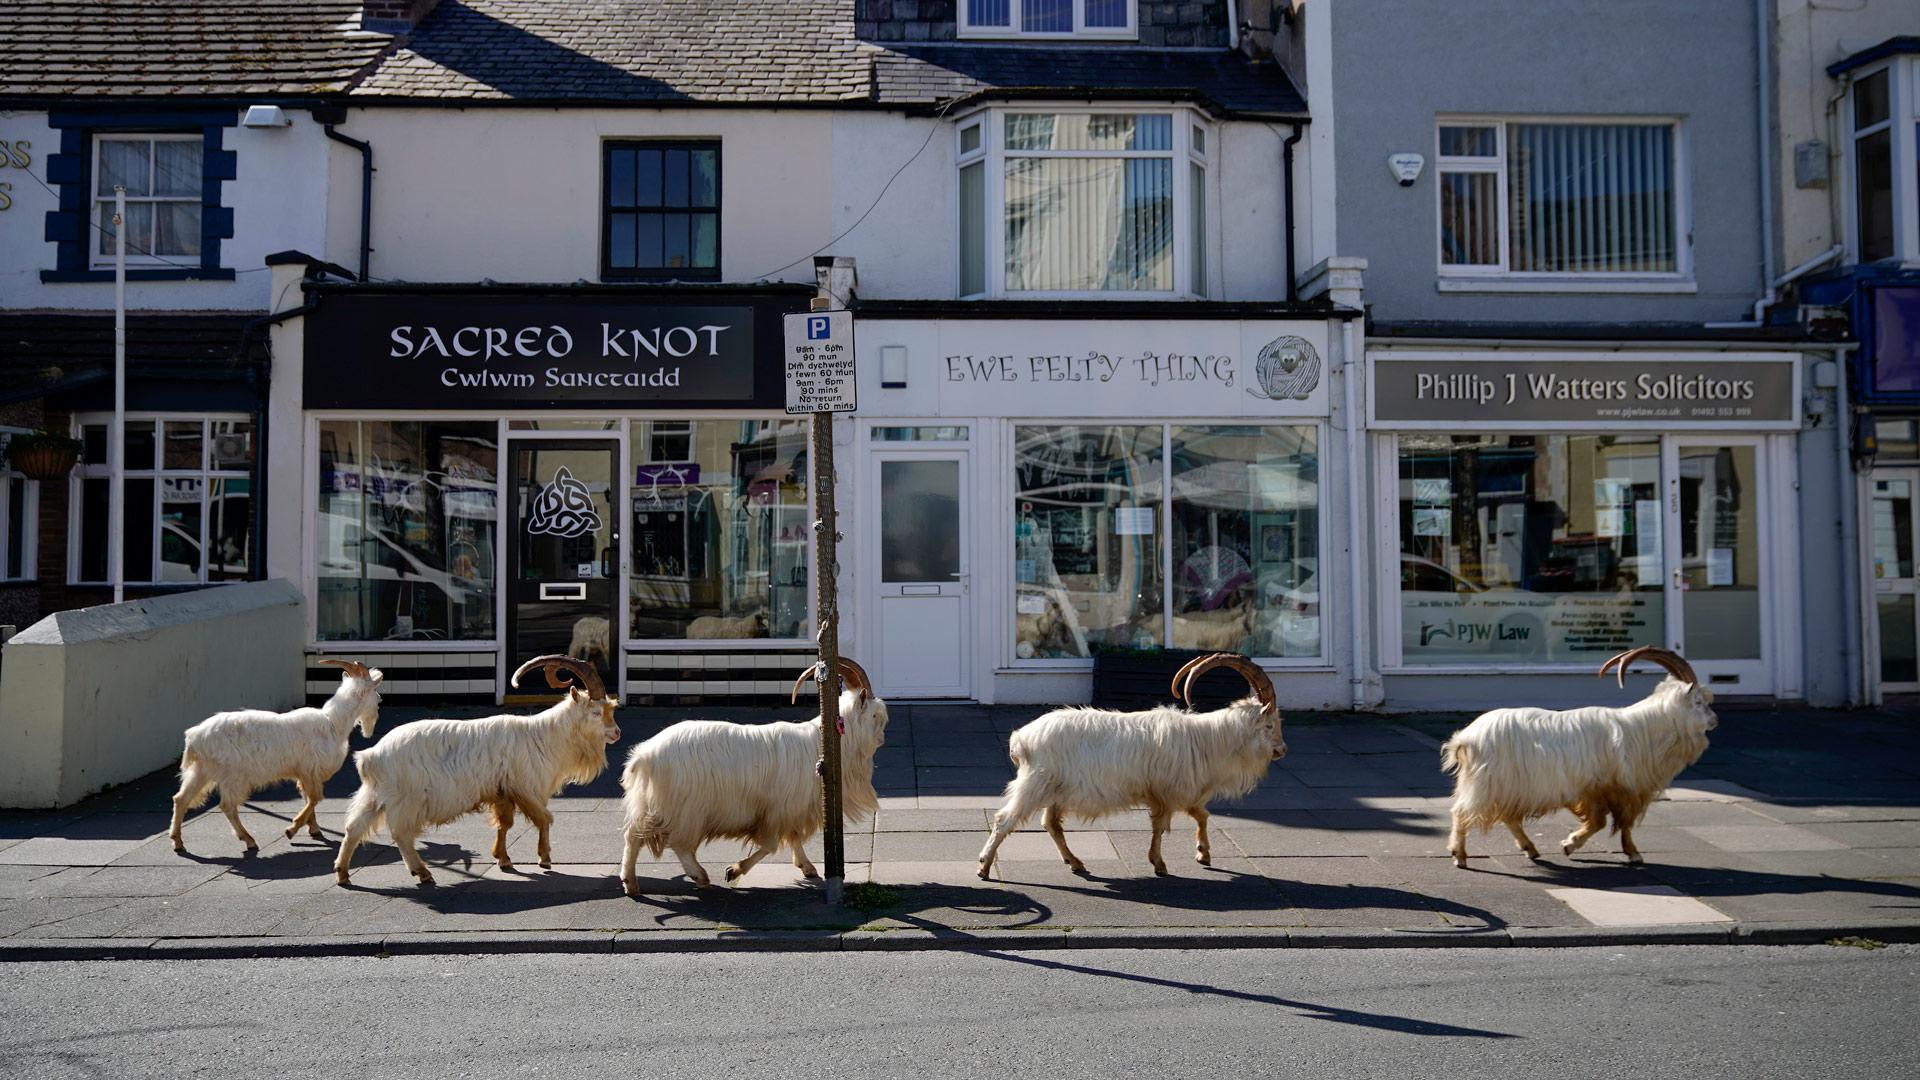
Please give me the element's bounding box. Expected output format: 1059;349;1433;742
368;669;384;686
569;686;587;702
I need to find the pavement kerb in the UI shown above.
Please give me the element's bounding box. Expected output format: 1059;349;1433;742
6;921;1920;961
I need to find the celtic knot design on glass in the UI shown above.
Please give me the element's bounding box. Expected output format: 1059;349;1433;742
1246;335;1321;401
527;466;603;538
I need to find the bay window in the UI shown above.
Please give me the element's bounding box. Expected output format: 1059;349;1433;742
1436;119;1686;284
960;110;1210;298
72;415;253;585
1014;423;1321;661
960;0;1135;40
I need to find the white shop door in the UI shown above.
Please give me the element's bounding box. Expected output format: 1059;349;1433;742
870;450;970;699
1665;437;1772;695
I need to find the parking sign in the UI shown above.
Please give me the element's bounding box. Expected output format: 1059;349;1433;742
783;309;856;415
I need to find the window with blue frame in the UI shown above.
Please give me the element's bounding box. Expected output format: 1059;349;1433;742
40;110;237;283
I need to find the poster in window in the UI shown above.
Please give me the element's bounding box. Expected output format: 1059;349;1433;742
1413;508;1450;537
1114;506;1155;536
1707;548;1734;587
1413;479;1451;507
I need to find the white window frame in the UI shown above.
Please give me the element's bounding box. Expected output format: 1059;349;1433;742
1004;419;1333;669
957;106;1212;300
90;133;204;268
958;0;1136;41
1433;116;1695;293
1842;58;1920;266
0;429;41;584
68;413;253;586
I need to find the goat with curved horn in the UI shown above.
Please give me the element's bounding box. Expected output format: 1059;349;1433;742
1441;646;1717;868
513;654;609;701
315;657;371;680
1176;653;1278;716
1598;646;1698;689
981;652;1287;879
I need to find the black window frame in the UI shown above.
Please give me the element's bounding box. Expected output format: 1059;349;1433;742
601;140;722;282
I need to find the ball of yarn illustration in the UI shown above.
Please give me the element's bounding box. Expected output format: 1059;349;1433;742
1246;335;1322;401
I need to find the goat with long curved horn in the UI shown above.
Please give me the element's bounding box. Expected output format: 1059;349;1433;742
1598;646;1698;689
315;657;371;680
512;654;609;701
1176;652;1278;717
980;651;1287;879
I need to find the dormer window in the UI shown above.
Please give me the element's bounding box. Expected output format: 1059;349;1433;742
960;0;1135;40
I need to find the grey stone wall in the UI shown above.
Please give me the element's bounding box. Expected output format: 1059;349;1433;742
857;0;1229;47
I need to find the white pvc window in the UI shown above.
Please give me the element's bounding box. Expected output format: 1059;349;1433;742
0;431;40;583
960;0;1134;40
960;109;1209;298
70;414;253;585
1436;119;1687;280
92;134;202;266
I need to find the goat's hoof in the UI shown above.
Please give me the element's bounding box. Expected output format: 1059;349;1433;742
170;839;185;853
976;863;992;880
1627;855;1646;867
1152;864;1170;877
539;857;552;869
284;826;298;839
1451;856;1468;869
1195;851;1211;866
621;879;640;897
723;865;743;883
334;871;351;886
799;867;820;879
415;873;437;887
497;860;516;873
1562;843;1575;856
1524;850;1543;861
308;829;325;841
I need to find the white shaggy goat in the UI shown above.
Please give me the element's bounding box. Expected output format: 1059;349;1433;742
169;658;383;853
333;655;620;886
567;616;611;668
978;653;1285;879
619;658;888;893
1442;646;1717;868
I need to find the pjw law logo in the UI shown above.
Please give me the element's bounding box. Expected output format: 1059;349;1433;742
527;466;602;538
1419;620;1531;646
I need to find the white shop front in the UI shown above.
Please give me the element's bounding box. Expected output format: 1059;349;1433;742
846;309;1354;706
1366;348;1807;702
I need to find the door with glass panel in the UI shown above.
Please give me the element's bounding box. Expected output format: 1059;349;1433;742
1666;438;1771;694
1870;470;1920;691
871;450;969;699
506;440;619;700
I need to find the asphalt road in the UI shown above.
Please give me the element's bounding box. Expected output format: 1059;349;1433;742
1;945;1914;1079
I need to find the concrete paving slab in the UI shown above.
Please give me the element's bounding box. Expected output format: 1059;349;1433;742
1746;801;1920;824
1680;824;1851;852
1798;820;1920;848
1666;780;1767;802
874;808;988;833
0;837;153;866
1546;884;1733;926
915;795;1005;810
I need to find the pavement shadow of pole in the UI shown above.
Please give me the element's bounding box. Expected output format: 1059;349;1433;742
975;951;1521;1039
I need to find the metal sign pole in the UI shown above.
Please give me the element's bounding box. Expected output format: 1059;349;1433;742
785;293;856;907
812;391;845;906
111;185;126;606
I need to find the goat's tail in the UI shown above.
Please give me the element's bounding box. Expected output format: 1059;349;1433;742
1440;736;1469;777
175;748;215;809
620;749;669;858
342;755;388;838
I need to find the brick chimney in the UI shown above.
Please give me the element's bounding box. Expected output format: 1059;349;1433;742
362;0;442;34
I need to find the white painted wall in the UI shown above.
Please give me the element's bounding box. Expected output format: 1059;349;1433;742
0;112;330;312
324;108;834;288
1774;0;1916;269
0;579;306;808
321;105;1311;300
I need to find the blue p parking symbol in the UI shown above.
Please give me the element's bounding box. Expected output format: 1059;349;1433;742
807;315;832;340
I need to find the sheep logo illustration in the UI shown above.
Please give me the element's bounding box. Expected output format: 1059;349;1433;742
1246;335;1321;401
527;466;602;538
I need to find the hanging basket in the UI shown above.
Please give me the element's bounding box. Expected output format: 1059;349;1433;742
5;442;79;482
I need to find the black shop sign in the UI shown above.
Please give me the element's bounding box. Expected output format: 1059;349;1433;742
303;290;806;409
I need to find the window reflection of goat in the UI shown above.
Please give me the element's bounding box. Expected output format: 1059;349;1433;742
686;610;769;639
567;616;611;667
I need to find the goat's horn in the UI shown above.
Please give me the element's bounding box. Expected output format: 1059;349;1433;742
1170;654;1210;703
835;658;872;698
790;662;823;705
512;654;607;700
1598;645;1697;688
1597;647;1645;688
1641;647;1698;686
315;658;369;679
1180;653;1278;716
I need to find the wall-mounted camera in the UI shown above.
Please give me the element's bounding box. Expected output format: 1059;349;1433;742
1387;153;1425;188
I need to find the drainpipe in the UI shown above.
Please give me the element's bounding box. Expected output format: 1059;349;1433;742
1754;0;1775;314
316;111;374;282
1343;318;1369;710
1834;342;1865;706
1282;122;1304;302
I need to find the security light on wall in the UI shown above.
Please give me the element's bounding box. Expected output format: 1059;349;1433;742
1387;153;1424;187
241;105;292;128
